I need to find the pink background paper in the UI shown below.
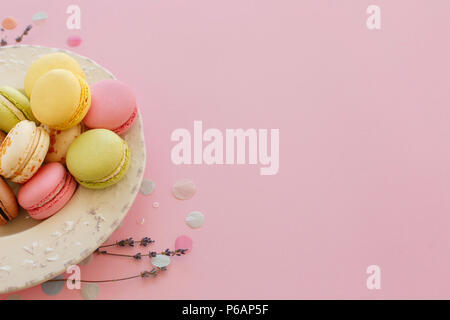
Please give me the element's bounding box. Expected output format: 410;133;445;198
1;0;450;299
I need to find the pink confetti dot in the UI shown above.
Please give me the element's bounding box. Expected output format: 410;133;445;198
175;235;193;253
2;17;17;30
67;35;82;47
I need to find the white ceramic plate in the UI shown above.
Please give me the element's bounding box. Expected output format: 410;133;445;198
0;45;146;294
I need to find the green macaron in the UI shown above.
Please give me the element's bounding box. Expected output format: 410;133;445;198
66;129;130;189
0;86;39;133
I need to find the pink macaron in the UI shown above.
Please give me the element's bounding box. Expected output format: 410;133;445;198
83;79;137;135
17;162;77;220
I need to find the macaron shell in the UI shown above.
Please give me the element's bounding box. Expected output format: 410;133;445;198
12;126;50;183
24;52;85;97
0;177;18;225
0;121;50;184
29;174;76;219
67;129;127;182
45;124;82;163
0;86;38;124
18;162;77;219
83;79;137;134
30;69;91;130
0;120;37;179
78;143;130;189
0;98;22;133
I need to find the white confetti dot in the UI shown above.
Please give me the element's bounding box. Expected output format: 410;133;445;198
172;179;196;200
185;211;204;229
81;283;99;300
140;179;155;196
153;202;159;208
151;254;171;268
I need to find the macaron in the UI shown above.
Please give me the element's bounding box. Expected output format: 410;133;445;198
45;124;82;164
18;162;77;220
83;80;137;135
0;86;38;133
30;69;91;130
24;52;85;97
66;129;130;189
0;120;50;184
0;177;19;225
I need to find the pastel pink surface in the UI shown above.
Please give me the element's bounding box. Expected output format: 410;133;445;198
17;163;77;220
83;79;137;134
2;0;450;300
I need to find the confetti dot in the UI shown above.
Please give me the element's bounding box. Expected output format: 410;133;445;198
185;211;204;229
152;202;159;208
67;35;82;47
2;17;17;30
5;294;22;300
151;254;170;268
172;179;196;200
32;11;48;22
81;283;99;300
41;275;64;296
175;235;193;253
140;179;155;196
78;254;93;266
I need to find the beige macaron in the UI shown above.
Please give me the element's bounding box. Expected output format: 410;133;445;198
0;120;50;183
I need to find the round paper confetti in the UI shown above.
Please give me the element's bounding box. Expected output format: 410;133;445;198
81;283;99;300
185;211;204;229
153;202;160;208
2;17;17;30
41;275;64;296
175;235;193;253
67;35;82;47
32;11;48;22
151;254;171;268
140;179;155;196
172;179;196;200
5;294;22;300
78;254;93;266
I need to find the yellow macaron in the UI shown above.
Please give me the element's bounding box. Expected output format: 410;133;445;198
24;52;85;97
30;69;91;130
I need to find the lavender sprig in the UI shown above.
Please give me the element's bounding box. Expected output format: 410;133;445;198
46;267;167;284
96;248;188;260
98;237;155;249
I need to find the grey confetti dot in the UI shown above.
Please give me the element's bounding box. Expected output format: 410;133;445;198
78;254;93;266
81;283;99;300
5;294;22;300
41;275;65;296
140;179;155;196
172;179;196;200
151;254;171;268
185;211;205;229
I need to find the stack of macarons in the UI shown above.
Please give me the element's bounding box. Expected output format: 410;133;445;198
0;52;138;224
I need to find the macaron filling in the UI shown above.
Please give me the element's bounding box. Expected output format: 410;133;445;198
0;94;26;122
